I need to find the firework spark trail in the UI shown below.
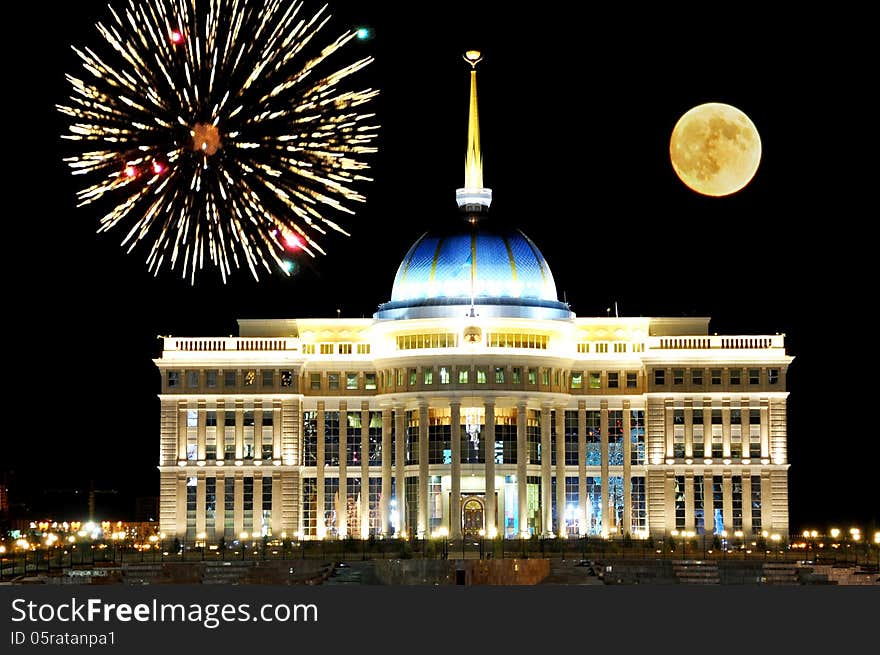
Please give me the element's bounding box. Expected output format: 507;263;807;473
59;0;379;283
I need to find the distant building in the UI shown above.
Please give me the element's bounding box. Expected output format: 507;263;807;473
155;53;793;542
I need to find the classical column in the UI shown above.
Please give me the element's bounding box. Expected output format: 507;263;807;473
316;401;326;539
540;403;552;536
704;469;715;535
622;400;632;537
338;402;348;538
196;473;206;538
483;398;496;536
380;408;392;536
684;399;694;459
684;472;694;532
177;401;188;461
235;400;244;460
722;471;733;534
450;400;462;540
577;401;587;535
760;399;770;459
394;405;406;535
600;400;610;535
214;474;225;539
418;401;429;538
272;400;282;461
361;402;370;539
741;399;751;459
742;473;753;534
554;405;566;538
516;400;528;537
216;400;226;464
664;398;673;460
253;474;263;537
233;472;244;537
254;402;263;461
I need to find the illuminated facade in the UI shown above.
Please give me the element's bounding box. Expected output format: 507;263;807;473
156;53;792;542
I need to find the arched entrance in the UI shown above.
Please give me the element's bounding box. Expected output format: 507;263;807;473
461;497;485;537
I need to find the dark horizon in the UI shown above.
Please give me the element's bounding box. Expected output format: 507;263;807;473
3;3;876;532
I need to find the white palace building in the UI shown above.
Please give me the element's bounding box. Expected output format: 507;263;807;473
156;52;793;543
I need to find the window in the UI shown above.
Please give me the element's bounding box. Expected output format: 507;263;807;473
614;343;626;353
262;410;273;426
408;369;417;386
693;409;704;425
588;372;601;389
346;373;358;389
309;373;321;390
528;369;537;385
570;372;583;389
224;370;236;387
328;373;340;390
187;371;199;388
711;369;722;385
731;409;741;425
244;369;256;386
711;409;722;424
423;369;433;385
691;368;703;386
281;370;293;387
487;333;548;349
541;369;550;386
673;409;684;425
673;369;684;385
749;368;760;385
729;368;741;385
595;343;608;353
338;343;352;355
261;370;274;387
365;373;377;390
626;372;637;388
187;410;198;427
224;411;236;427
357;343;371;354
458;369;469;384
396;333;458;350
302;344;315;355
654;369;665;385
577;343;589;353
439;367;450;384
319;344;334;355
768;368;780;385
476;369;487;384
243;411;255;427
206;370;218;388
206;411;217;427
168;371;180;388
397;369;404;386
608;372;619;388
749;409;760;425
495;367;505;384
511;367;522;384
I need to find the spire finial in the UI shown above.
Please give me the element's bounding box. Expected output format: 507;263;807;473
456;50;492;212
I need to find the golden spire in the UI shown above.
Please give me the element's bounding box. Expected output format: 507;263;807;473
456;50;492;210
464;50;483;190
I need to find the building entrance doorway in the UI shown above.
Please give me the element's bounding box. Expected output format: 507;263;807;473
462;497;485;537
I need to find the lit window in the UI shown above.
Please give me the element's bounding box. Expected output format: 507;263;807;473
458;369;469;384
768;369;779;385
512;367;522;384
187;371;199;388
477;369;487;384
729;368;741;385
206;370;218;388
608;372;619;388
168;371;180;388
328;373;340;390
224;370;236;387
408;369;417;386
310;373;321;390
654;369;665;385
365;373;377;390
528;369;537;385
424;369;434;385
261;370;274;387
571;372;583;389
244;370;256;386
495;367;505;384
319;344;333;355
346;373;358;389
187;410;198;427
339;343;352;355
748;368;760;385
595;343;608;353
673;369;684;385
541;369;550;386
673;409;684;425
692;369;703;386
614;343;626;353
281;370;293;387
589;372;601;389
397;370;404;386
731;409;741;424
626;372;637;388
439;367;450;384
711;369;722;385
577;343;589;353
357;344;371;354
302;344;315;355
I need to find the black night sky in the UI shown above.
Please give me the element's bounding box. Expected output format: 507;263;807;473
4;3;876;531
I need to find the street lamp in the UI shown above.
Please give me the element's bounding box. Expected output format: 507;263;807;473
770;533;781;560
734;530;744;558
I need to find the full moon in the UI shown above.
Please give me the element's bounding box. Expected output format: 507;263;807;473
669;102;761;197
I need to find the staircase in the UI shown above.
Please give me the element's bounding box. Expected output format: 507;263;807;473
762;562;799;585
672;560;720;584
542;559;604;585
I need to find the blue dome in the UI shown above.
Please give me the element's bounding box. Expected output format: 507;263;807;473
376;226;570;320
